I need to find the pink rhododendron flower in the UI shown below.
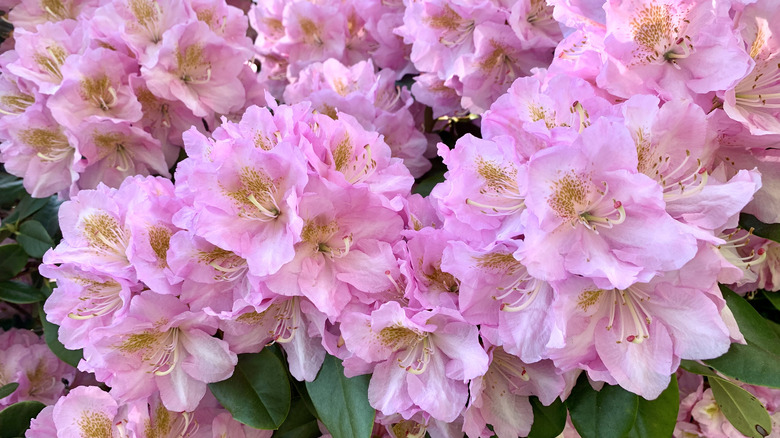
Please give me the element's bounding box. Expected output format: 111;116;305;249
221;297;327;381
83;291;237;411
723;1;780;136
142;20;250;117
0;329;75;408
341;301;489;422
47;48;142;131
463;346;566;438
0;103;79;197
520;119;698;289
597;0;753;100
549;249;732;399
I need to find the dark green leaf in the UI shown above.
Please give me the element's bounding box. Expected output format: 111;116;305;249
0;177;24;208
0;383;19;400
0;400;45;438
274;397;322;438
2;196;49;226
28;197;62;239
709;376;772;438
566;373;639;438
739;214;780;243
306;354;375;438
527;397;566;438
768;320;780;339
0;281;45;304
718;286;780;353
704;287;780;388
40;305;83;368
0;245;27;281
763;291;780;312
626;374;679;438
679;360;718;378
705;343;780;388
209;350;291;429
412;170;445;197
290;376;318;421
16;221;53;258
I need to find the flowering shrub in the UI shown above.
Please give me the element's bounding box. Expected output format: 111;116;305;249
0;0;779;438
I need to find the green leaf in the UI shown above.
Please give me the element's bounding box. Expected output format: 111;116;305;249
16;221;53;258
29;197;62;239
705;343;780;388
527;397;566;438
718;286;780;353
306;355;375;438
566;374;639;438
0;400;45;438
679;360;718;378
274;397;322;438
0;281;46;304
0;383;19;400
412;170;446;197
739;213;780;243
709;376;772;438
704;287;780;388
0;245;28;281
763;290;780;312
626;374;679;438
209;349;291;429
2;196;49;226
40;305;83;368
0;173;25;208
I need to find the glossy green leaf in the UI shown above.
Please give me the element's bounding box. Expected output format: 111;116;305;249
29;197;62;238
705;343;780;388
566;374;639;438
709;376;772;438
16;221;53;258
40;305;83;368
527;397;566;438
0;245;28;281
0;383;19;400
704;287;780;388
0;400;45;438
679;360;718;378
2;196;49;226
0;174;25;208
763;290;780;312
412;170;446;197
718;286;780;352
626;374;679;438
0;281;45;304
274;397;322;438
209;349;291;429
306;354;375;438
739;213;780;243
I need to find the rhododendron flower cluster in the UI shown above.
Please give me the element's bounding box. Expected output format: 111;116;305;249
0;0;778;436
396;0;563;115
248;0;415;97
0;328;74;409
0;0;263;198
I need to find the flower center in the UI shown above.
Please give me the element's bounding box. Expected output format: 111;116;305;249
548;171;626;232
177;44;211;84
465;158;525;216
117;327;181;376
379;325;433;374
629;3;694;67
68;278;124;320
19;127;73;162
197;247;247;282
223;167;282;221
